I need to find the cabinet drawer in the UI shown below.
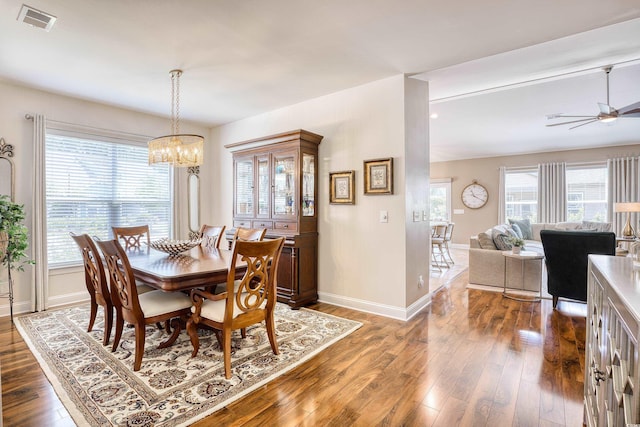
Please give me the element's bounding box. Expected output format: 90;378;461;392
252;220;273;229
233;220;252;228
274;221;297;232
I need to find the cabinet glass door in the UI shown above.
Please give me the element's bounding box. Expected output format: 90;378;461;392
234;157;254;216
302;153;315;216
257;155;270;217
272;152;296;218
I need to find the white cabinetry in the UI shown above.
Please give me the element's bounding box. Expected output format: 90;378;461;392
586;255;640;426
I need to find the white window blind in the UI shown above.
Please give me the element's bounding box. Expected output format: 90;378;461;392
46;131;172;267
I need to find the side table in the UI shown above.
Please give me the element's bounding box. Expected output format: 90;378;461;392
502;250;544;302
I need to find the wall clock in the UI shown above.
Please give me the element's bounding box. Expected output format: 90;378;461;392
461;180;488;209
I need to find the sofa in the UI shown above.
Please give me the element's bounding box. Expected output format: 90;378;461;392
469;220;612;291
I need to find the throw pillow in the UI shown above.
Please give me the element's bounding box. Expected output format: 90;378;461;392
581;221;612;232
508;218;533;240
511;223;523;239
477;231;497;250
492;229;513;250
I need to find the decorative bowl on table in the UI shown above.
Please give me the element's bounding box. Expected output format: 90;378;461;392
149;238;202;255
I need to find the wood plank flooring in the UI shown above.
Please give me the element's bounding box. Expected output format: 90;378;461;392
1;258;586;426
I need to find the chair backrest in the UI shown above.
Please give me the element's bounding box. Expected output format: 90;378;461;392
432;224;447;239
112;225;150;250
96;239;143;323
540;230;616;302
200;224;226;249
444;223;455;241
234;227;267;242
70;233;111;306
225;237;285;321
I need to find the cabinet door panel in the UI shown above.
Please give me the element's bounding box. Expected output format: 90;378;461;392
257;155;270;218
272;151;297;219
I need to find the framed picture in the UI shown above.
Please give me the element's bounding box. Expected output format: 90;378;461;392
329;170;355;204
364;158;393;195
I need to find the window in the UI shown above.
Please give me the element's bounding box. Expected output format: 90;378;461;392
505;169;538;222
46;129;172;267
566;164;607;221
430;179;451;221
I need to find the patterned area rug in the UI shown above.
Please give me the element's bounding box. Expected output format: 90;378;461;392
15;303;361;426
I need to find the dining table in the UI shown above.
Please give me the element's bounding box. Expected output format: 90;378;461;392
126;246;247;292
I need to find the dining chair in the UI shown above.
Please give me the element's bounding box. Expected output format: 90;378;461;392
96;238;193;371
112;225;155;294
443;222;455;265
187;237;285;379
233;227;267;242
431;224;449;270
200;224;226;249
212;227;267;295
112;225;151;251
70;233;113;346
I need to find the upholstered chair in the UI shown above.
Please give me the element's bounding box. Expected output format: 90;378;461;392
540;230;616;308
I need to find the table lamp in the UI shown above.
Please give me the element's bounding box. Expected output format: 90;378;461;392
614;202;640;238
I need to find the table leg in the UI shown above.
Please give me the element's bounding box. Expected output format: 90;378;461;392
502;256;541;302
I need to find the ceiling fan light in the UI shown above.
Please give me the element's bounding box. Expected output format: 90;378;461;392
600;116;617;123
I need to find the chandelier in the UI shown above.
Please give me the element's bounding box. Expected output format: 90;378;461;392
148;69;204;167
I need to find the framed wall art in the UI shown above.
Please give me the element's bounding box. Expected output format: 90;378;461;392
364;157;393;195
329;170;355;204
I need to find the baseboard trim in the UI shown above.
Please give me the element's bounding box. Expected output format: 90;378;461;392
318;291;432;321
0;292;88;318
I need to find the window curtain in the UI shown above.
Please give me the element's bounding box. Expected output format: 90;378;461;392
32;114;48;312
608;157;640;236
537;162;566;223
498;166;506;225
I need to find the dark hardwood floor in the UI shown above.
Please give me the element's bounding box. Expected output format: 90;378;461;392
1;267;586;426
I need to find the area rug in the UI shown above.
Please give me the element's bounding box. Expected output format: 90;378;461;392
14;303;362;426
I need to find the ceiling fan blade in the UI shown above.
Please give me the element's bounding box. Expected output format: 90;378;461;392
546;118;597;127
598;103;614;115
619;101;640;117
569;119;599;130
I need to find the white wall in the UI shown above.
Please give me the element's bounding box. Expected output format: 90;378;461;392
0;75;430;320
0;81;208;315
206;75;431;319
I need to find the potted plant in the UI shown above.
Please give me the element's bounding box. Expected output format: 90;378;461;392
510;236;525;254
0;194;33;273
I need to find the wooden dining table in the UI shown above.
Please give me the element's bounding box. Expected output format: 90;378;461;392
126;246;246;292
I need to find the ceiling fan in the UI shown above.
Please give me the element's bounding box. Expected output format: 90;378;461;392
546;65;640;129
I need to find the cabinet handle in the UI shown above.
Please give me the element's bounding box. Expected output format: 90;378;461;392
283;224;288;228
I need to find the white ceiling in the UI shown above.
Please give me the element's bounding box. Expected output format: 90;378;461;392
1;0;639;162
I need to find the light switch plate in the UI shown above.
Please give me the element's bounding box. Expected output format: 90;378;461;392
454;209;464;215
380;210;388;223
413;211;420;222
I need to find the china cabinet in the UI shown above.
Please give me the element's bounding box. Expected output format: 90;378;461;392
585;255;640;427
225;129;323;308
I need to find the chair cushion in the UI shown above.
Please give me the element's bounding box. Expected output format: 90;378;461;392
508;218;533;240
138;290;192;318
192;293;266;323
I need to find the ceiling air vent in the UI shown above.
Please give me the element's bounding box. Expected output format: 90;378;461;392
17;4;57;32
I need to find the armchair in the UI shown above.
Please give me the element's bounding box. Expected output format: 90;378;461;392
540;230;616;308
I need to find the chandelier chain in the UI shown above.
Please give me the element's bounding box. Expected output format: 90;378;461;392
170;69;182;135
